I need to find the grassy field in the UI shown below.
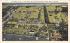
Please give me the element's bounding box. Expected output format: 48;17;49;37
2;5;68;41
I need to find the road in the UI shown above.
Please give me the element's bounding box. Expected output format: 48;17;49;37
3;34;49;41
3;7;15;25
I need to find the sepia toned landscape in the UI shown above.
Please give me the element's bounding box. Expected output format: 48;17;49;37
2;3;68;41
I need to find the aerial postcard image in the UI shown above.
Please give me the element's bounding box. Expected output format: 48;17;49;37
2;3;68;41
